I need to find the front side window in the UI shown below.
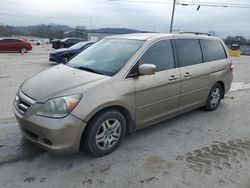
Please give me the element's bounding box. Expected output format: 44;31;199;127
139;40;175;72
67;39;144;76
200;39;227;62
175;39;203;67
8;39;21;43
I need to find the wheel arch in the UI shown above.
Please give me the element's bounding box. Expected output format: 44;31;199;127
81;105;135;145
19;46;28;51
216;81;225;98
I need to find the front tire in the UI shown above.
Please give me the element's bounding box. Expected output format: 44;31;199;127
82;109;126;157
61;57;68;64
20;47;27;53
203;83;223;111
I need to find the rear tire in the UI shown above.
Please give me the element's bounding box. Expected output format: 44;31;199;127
82;109;126;157
203;83;223;111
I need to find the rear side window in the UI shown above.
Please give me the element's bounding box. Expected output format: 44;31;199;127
9;39;21;43
200;39;227;62
139;40;175;72
66;39;73;43
68;38;81;43
0;39;21;43
0;39;11;43
175;39;203;67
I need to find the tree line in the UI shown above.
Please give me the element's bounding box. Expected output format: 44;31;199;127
0;24;68;39
224;36;250;46
0;24;250;45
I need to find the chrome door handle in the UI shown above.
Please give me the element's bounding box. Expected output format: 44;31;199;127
169;75;178;81
184;72;192;77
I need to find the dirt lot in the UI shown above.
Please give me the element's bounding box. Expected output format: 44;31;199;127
0;46;250;188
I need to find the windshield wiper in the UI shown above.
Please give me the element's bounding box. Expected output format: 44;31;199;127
77;66;104;75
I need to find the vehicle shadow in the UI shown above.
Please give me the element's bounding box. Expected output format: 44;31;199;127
0;135;45;166
30;108;210;162
4;104;225;171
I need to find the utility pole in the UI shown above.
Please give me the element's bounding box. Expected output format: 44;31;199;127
169;0;176;33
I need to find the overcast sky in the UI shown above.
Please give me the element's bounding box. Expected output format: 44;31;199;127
1;0;250;37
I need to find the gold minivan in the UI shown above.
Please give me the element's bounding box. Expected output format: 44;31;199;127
13;33;233;156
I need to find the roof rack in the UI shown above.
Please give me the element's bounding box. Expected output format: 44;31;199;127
177;31;211;36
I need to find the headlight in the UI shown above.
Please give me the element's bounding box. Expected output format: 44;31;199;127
36;94;81;118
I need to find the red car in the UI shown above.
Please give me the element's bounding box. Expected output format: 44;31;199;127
0;38;32;53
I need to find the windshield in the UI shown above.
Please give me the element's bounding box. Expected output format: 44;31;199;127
70;41;90;49
61;38;69;42
67;38;144;76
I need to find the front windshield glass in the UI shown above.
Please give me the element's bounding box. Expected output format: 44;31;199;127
61;38;69;42
67;39;144;76
70;41;89;49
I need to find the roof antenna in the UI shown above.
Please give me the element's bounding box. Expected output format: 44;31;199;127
197;5;201;11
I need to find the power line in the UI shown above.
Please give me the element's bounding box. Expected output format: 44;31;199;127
177;1;250;8
108;0;250;32
108;0;250;8
108;0;173;4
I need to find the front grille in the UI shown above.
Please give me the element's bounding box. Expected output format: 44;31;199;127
49;53;57;62
50;53;56;57
15;90;36;114
16;99;30;113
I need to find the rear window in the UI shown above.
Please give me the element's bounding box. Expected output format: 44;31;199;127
175;39;203;67
200;39;227;62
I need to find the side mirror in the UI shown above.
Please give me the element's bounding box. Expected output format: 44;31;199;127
138;64;156;76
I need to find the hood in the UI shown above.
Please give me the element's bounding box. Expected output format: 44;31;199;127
21;64;108;102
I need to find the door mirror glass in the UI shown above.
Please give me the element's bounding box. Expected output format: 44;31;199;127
138;64;156;75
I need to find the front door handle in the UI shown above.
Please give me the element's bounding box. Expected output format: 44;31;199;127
184;72;192;77
169;75;178;81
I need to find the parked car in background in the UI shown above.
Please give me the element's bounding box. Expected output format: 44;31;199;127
50;38;59;44
41;39;50;44
52;37;84;49
0;38;32;53
49;41;94;64
27;39;42;45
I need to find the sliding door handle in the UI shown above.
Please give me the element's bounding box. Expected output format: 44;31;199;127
184;72;192;77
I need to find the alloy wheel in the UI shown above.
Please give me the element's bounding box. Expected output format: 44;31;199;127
210;88;221;107
95;118;121;150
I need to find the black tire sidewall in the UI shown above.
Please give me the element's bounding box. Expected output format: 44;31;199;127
83;110;126;157
20;47;27;53
61;58;68;64
205;83;223;111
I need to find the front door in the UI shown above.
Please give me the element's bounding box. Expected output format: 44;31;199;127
134;39;181;128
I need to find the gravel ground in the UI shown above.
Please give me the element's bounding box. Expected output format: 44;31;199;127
0;46;250;188
0;45;53;120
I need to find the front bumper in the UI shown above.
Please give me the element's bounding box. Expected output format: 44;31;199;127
49;54;61;63
13;94;86;155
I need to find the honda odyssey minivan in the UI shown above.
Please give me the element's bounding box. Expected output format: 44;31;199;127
13;32;233;156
